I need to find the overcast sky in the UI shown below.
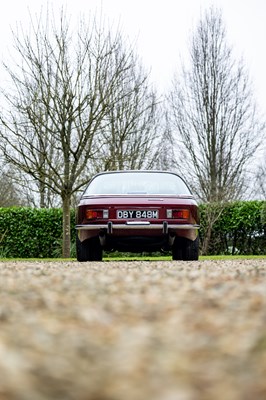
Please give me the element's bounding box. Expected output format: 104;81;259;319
0;0;266;115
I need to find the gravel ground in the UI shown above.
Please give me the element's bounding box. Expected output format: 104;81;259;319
0;259;266;400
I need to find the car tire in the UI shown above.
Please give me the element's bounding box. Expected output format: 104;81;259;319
76;235;103;262
172;236;199;261
172;237;183;260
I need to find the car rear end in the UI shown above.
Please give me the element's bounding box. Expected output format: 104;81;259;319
76;172;200;260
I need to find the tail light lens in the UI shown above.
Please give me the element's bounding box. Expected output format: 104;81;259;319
166;209;190;219
85;209;109;220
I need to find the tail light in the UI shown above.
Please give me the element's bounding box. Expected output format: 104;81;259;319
85;209;109;220
166;209;190;219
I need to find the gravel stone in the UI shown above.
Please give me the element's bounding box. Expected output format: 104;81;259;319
0;259;266;400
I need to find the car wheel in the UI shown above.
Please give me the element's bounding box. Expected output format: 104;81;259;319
76;235;103;262
172;236;199;261
172;237;183;260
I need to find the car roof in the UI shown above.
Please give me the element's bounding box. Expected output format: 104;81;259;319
91;170;183;178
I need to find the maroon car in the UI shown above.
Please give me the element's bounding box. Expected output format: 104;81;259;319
76;170;200;261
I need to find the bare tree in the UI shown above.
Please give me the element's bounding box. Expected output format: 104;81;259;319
95;60;159;171
0;8;155;257
256;163;266;199
168;7;264;253
169;7;263;202
153;111;177;171
0;166;28;207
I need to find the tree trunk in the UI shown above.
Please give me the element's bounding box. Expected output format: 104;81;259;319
201;224;212;255
62;194;71;258
39;180;46;208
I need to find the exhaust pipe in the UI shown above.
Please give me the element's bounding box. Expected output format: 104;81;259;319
99;231;106;246
168;233;175;247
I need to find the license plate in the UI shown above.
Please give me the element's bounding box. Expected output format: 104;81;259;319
117;210;158;219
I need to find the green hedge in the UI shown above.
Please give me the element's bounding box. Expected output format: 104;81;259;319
0;201;265;258
199;201;266;255
0;207;76;258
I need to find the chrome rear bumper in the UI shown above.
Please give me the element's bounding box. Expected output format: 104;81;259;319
76;221;200;235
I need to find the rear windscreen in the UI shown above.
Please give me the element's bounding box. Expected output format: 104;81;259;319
84;172;191;195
